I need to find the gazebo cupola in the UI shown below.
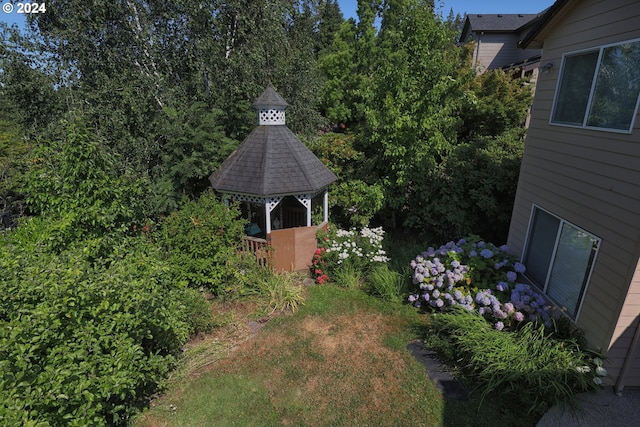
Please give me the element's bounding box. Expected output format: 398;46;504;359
255;85;287;125
209;84;337;270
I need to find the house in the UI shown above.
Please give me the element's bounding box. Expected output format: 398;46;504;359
459;12;544;76
506;0;640;393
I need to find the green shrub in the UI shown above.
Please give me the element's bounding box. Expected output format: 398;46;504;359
180;287;217;335
157;190;245;294
429;307;604;418
24;121;146;255
0;233;213;426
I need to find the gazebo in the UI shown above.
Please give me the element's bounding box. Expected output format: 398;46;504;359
209;85;337;271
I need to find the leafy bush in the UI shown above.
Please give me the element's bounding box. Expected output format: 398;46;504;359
429;307;607;417
306;133;384;229
422;129;525;242
0;229;213;426
24;121;146;253
157;190;245;294
312;224;390;284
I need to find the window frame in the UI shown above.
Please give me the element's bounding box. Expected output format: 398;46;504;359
549;38;640;134
521;205;601;321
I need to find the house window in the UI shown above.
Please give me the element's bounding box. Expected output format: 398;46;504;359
523;207;600;319
551;39;640;132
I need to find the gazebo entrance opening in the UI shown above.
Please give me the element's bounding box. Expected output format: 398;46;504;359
271;196;306;230
239;191;329;240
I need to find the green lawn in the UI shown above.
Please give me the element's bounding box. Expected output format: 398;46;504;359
133;284;538;426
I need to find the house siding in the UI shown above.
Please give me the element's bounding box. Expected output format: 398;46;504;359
507;0;640;387
472;33;519;71
609;261;640;389
472;32;542;71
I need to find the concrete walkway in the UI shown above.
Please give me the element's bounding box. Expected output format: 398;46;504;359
537;387;640;427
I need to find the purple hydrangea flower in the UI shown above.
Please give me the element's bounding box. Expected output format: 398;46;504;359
514;262;526;274
480;249;494;258
506;271;517;282
495;321;505;331
514;312;525;322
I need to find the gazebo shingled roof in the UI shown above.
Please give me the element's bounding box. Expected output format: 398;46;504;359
210;84;335;271
209;85;337;197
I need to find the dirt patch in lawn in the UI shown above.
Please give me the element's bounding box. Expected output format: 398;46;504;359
212;310;436;426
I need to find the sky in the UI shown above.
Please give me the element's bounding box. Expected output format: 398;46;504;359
337;0;556;20
1;1;26;27
0;1;557;31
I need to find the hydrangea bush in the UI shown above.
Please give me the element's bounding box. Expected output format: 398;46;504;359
408;238;552;330
312;225;389;283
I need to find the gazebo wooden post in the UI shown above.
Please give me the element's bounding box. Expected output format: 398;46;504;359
264;208;271;235
295;194;312;227
323;190;329;224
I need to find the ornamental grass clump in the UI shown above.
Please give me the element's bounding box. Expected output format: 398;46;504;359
430;308;607;417
408;237;552;330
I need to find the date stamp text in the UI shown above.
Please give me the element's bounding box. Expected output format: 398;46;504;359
2;2;47;14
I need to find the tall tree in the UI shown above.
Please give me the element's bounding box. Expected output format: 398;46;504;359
317;0;380;128
316;0;531;240
365;0;467;224
0;93;29;216
16;1;333;213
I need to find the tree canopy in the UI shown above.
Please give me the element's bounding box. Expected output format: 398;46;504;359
2;0;531;241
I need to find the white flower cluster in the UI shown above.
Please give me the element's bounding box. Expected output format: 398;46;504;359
575;357;608;385
326;226;389;264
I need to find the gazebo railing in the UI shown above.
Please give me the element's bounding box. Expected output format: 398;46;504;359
241;236;271;267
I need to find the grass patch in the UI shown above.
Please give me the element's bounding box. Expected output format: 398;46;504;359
136;285;444;426
136;284;552;427
146;374;280;427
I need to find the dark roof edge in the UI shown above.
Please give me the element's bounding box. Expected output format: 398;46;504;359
214;188;331;199
518;0;570;49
